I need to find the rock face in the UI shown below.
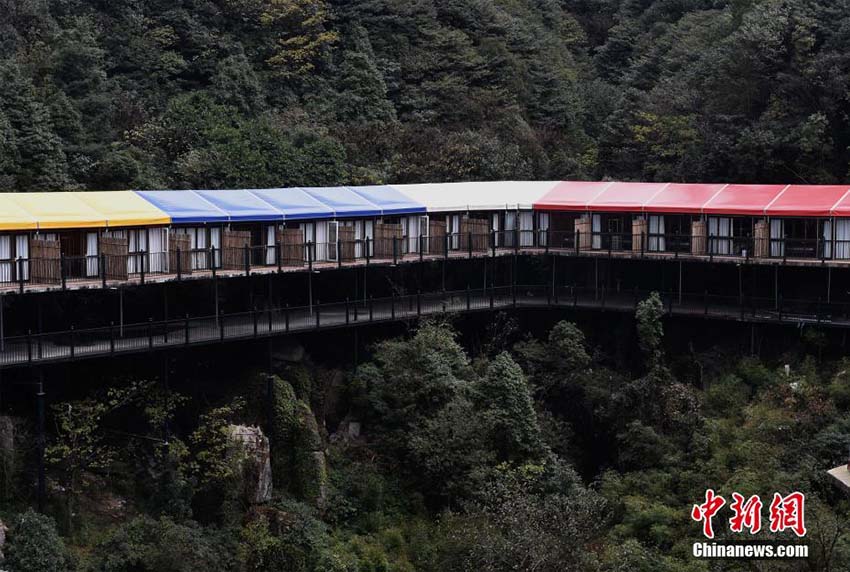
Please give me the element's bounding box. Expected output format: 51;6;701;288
229;425;273;504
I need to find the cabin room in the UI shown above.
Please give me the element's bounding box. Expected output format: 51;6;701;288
135;190;230;271
347;185;428;257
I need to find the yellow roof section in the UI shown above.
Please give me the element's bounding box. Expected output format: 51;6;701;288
0;191;171;231
0;195;38;231
78;191;171;227
8;193;108;230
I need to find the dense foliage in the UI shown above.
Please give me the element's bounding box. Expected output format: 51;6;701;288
2;302;850;570
2;0;850;191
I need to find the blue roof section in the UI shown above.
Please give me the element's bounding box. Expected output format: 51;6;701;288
195;189;284;222
350;185;426;215
301;187;381;218
134;186;424;223
134;190;229;224
248;188;335;221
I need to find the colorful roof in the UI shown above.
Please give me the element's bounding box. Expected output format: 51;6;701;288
195;190;284;222
394;181;560;212
642;183;728;214
702;184;789;216
247;188;335;221
300;187;381;218
134;190;228;224
0;182;849;233
349;185;425;215
0;191;169;231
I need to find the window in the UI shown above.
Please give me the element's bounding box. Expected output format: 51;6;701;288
708;217;732;255
648;215;666;252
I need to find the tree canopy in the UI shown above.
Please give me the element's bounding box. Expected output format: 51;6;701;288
1;0;848;191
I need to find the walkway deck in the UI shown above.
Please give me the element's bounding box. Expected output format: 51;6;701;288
1;285;846;370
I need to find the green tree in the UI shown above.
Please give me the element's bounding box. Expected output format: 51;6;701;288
5;509;72;572
476;352;545;461
635;292;665;369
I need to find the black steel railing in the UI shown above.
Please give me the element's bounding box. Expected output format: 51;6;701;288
3;232;850;292
3;283;850;368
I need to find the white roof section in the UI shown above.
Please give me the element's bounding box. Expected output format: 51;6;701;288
393;181;560;213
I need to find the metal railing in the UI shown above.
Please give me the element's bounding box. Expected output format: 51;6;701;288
3;283;849;368
2;232;850;293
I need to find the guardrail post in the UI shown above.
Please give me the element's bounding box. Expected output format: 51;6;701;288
253;306;258;337
60;255;67;290
185;314;190;345
369;296;374;321
468;233;473;260
545;230;549;254
211;247;217;278
285;304;290;332
268;305;273;332
417;290;422;316
491;230;496;258
514;228;519;255
466;285;471;310
307;241;313;272
393;237;398;265
276;242;282;273
176;247;182;281
219;310;225;341
244;244;250;276
366;237;371;266
110;321;115;354
444;234;449;260
148;318;153;350
419;235;424;263
140;250;146;284
353;298;359;321
17;257;24;294
101;254;107;288
575;230;580;256
345;298;350;324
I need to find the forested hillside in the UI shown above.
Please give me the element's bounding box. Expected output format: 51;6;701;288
1;0;849;191
3;301;850;571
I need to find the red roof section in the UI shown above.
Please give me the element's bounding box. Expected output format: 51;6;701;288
828;189;850;216
588;182;669;212
533;181;850;216
766;185;850;217
701;184;787;215
643;183;727;214
534;181;614;211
